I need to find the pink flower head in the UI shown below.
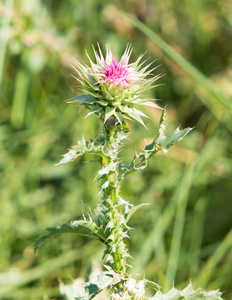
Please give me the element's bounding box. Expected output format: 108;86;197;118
102;57;130;89
71;44;161;126
84;44;154;91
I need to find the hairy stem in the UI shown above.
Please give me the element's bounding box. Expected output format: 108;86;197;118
99;119;129;277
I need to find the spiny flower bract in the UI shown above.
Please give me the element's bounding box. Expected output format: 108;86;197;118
69;44;161;127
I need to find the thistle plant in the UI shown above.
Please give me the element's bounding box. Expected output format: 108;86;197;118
35;45;222;300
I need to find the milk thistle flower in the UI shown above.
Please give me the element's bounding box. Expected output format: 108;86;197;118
70;44;161;127
34;44;220;300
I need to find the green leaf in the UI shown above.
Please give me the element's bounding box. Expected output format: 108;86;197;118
150;284;222;300
34;220;107;253
57;136;108;165
75;270;121;300
56;148;80;165
153;110;192;154
60;267;121;300
118;110;192;181
56;137;87;165
154;126;193;154
82;283;101;300
118;163;131;181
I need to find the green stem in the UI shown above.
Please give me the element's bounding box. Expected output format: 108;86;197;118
99;120;129;278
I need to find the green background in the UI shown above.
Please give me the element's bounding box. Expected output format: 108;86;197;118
0;0;232;299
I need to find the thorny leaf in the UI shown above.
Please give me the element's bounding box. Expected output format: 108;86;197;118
57;136;108;165
75;269;121;300
118;110;192;181
150;283;222;300
34;220;107;252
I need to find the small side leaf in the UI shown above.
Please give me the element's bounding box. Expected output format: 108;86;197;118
57;136;108;165
154;126;192;154
118;110;192;181
153;109;192;154
75;269;121;300
34;220;107;253
56;137;89;165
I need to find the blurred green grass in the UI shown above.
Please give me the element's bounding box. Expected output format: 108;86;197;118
0;0;232;299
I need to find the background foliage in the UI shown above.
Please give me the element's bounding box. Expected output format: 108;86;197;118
0;0;232;299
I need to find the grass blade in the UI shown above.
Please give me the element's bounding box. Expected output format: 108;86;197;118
165;164;194;288
123;13;232;127
0;0;14;87
197;229;232;288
